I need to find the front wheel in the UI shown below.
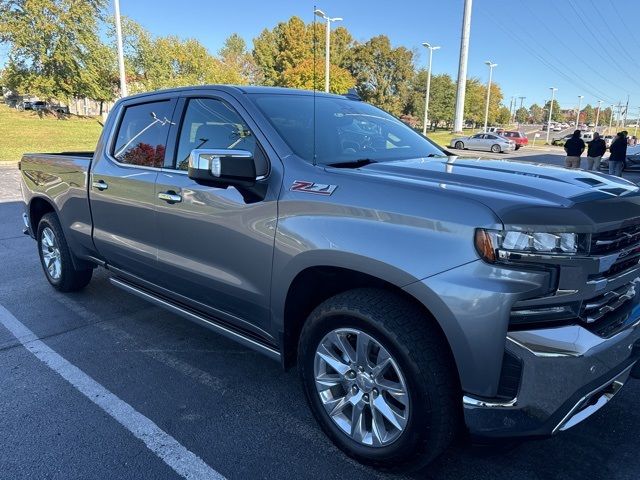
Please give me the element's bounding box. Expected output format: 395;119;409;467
298;288;460;470
491;144;501;153
454;141;464;149
37;213;93;292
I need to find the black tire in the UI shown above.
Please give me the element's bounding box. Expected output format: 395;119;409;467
491;144;501;153
454;141;464;149
515;145;521;150
298;288;460;470
37;212;93;292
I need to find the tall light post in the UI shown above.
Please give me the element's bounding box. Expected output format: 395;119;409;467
483;61;497;132
314;9;342;93
595;99;602;131
453;0;473;133
576;95;584;128
114;0;127;98
421;42;440;135
546;87;557;144
609;104;615;134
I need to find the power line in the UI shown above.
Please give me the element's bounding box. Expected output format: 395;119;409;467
482;9;617;104
518;1;630;95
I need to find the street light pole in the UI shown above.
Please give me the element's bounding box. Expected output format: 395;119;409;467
421;43;440;135
114;0;127;98
576;95;584;128
314;9;342;93
546;87;557;144
609;104;615;134
483;61;497;132
453;0;473;133
595;99;602;131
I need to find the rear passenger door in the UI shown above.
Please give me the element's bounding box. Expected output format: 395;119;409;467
153;93;279;340
90;97;177;279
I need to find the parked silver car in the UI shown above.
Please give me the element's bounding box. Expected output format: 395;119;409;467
450;133;515;153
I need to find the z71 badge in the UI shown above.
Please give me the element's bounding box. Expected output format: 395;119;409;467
290;180;338;195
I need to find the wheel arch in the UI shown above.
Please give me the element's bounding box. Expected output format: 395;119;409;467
279;265;457;379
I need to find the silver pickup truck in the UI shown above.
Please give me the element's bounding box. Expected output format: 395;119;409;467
19;86;640;469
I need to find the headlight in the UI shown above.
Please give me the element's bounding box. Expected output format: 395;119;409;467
475;229;585;262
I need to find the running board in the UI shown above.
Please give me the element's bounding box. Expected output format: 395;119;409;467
110;277;281;361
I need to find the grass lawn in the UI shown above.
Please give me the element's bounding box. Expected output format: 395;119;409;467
0;104;103;163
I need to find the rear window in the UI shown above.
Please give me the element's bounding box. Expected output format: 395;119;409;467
113;100;174;168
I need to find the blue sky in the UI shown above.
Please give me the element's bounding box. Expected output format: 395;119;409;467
5;0;640;111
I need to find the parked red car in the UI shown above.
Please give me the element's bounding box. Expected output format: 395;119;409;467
501;131;528;150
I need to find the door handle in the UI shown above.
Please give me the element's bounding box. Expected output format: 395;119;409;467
92;180;108;191
158;191;182;203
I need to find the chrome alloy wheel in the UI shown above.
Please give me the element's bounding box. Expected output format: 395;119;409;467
314;328;410;447
41;227;62;280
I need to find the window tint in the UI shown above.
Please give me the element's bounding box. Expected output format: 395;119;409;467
113;101;174;167
176;98;256;171
472;134;483;139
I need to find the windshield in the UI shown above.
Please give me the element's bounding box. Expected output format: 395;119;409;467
251;94;445;165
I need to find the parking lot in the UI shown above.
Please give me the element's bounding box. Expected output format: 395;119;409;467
1;156;639;480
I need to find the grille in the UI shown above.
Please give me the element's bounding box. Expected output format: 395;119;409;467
591;223;640;255
581;282;637;324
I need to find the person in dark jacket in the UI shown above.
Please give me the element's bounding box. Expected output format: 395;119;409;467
586;132;606;170
564;130;585;169
608;131;627;176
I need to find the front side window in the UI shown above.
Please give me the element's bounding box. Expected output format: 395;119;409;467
175;98;256;171
113;100;174;167
251;94;444;165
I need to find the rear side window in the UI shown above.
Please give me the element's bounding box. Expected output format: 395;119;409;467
113;100;174;167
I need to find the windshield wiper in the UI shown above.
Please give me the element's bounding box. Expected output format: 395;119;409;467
326;158;378;169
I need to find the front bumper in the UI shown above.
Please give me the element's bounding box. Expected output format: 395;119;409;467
464;300;640;438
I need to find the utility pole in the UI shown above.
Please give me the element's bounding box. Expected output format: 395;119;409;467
635;107;639;138
518;96;526;110
623;95;630;128
546;87;557;144
453;0;473;133
576;95;584;128
509;96;514;122
421;42;440;135
314;9;343;93
483;61;497;132
114;0;127;98
595;100;602;130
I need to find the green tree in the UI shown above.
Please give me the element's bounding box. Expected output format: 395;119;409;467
515;106;528;123
344;35;414;116
582;104;595;124
529;103;545;124
0;0;113;102
281;58;354;93
496;106;512;125
405;71;456;128
544;99;563;122
219;33;259;84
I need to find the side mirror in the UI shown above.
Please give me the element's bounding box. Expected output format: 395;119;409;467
188;149;256;187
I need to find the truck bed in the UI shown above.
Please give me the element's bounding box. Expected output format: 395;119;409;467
20;152;97;262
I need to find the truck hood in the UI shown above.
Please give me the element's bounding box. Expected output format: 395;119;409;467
349;156;640;231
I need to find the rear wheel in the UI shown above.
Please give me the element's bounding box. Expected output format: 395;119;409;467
491;144;501;153
454;141;464;149
37;213;93;292
298;288;460;470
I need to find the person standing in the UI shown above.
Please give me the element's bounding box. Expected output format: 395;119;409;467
586;132;606;170
608;131;627;176
564;130;585;169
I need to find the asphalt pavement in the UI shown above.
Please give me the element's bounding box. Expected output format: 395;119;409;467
1;159;639;480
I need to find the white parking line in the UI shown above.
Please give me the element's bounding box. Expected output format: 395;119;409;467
0;304;225;480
